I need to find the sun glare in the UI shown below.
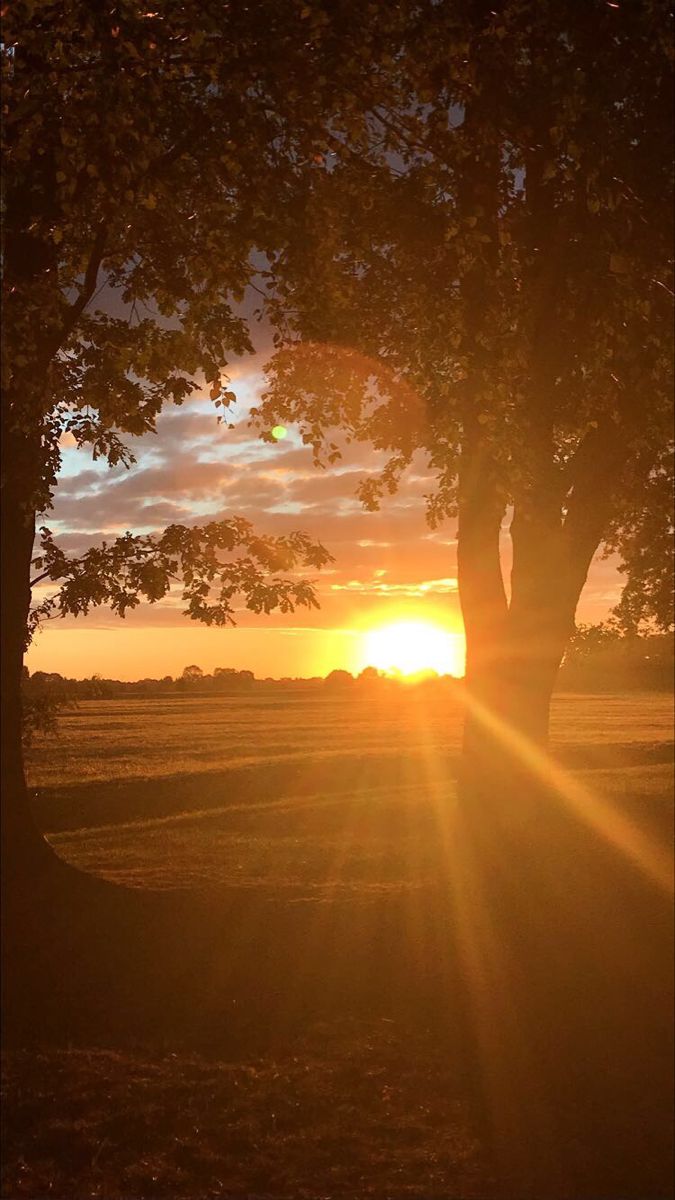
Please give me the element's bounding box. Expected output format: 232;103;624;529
362;621;465;678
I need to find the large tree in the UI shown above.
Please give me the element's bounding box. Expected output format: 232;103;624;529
255;0;674;800
1;0;408;878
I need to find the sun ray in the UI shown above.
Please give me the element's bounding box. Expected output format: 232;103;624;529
462;691;674;896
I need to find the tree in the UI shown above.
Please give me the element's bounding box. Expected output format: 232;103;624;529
251;17;673;1185
181;665;204;685
560;620;675;691
20;668;75;749
1;0;406;878
255;0;674;801
357;666;383;685
324;669;354;688
3;8;670;1188
213;667;255;690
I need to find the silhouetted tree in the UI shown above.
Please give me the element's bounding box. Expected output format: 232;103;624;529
213;668;255;691
181;665;204;684
358;666;383;685
20;670;71;748
324;669;354;688
2;1;403;877
559;621;674;691
256;0;673;801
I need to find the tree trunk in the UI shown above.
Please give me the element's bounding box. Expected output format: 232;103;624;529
455;474;571;821
459;648;567;859
457;482;592;823
1;428;54;889
452;487;674;1195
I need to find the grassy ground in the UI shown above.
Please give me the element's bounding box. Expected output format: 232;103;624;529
26;690;674;891
26;690;674;790
3;690;673;1198
1;1021;495;1200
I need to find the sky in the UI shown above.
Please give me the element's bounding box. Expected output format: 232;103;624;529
26;349;625;681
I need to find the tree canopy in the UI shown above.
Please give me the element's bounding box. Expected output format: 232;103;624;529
1;0;408;637
255;0;674;642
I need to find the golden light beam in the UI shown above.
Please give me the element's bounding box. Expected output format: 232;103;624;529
462;690;673;897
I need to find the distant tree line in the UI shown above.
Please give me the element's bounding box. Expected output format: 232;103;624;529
23;663;258;703
19;661;459;715
558;624;673;692
21;624;673;745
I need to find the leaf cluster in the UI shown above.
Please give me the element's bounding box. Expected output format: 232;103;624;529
29;521;332;639
2;0;409;509
253;0;673;624
3;0;409;634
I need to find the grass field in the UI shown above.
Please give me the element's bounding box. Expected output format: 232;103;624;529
4;689;673;1199
2;1021;495;1200
25;690;674;892
26;689;674;790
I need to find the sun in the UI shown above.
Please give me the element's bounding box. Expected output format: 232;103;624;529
361;620;465;679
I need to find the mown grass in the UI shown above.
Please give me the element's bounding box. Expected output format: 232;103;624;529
25;690;674;893
5;689;673;1199
25;689;674;790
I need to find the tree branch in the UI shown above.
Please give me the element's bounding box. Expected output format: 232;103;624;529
29;571;54;588
43;218;107;364
559;417;621;502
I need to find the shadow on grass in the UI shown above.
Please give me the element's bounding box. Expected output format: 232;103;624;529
32;739;673;834
4;742;674;1198
1;1020;497;1200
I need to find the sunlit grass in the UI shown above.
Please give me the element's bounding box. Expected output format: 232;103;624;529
462;690;673;895
25;690;674;790
12;690;674;1198
25;691;673;894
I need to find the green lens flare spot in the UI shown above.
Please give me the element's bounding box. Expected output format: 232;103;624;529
271;425;287;441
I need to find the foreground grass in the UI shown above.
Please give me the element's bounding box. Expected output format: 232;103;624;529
7;690;673;1198
2;1021;494;1200
35;759;672;892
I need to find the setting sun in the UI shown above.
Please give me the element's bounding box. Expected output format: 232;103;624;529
361;620;465;678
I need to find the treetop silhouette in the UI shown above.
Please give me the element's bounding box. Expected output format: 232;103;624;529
1;0;410;870
254;0;673;754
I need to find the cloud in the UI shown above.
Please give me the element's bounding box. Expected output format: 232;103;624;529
330;576;458;597
36;351;625;662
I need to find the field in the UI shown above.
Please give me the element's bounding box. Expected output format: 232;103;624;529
2;1022;494;1200
26;689;674;891
3;690;673;1199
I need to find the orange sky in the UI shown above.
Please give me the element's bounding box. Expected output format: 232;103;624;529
26;363;624;681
